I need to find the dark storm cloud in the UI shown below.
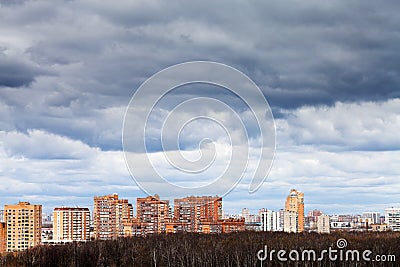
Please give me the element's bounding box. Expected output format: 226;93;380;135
0;0;399;149
0;52;48;87
72;0;400;107
2;0;398;107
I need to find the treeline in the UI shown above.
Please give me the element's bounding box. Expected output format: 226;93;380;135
1;231;399;267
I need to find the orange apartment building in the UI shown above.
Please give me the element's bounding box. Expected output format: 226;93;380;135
53;207;90;241
284;189;305;233
0;222;5;253
135;195;170;234
221;218;246;233
123;195;244;235
168;196;224;233
93;194;132;240
4;202;42;252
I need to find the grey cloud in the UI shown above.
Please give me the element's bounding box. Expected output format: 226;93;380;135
0;53;49;87
1;0;399;148
3;0;398;109
0;0;400;213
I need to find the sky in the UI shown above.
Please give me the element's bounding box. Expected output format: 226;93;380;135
0;0;399;215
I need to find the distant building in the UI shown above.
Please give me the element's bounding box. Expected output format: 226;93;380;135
358;217;375;230
0;222;5;253
308;209;322;217
305;209;322;230
261;210;281;231
283;211;298;233
0;210;4;223
164;196;243;234
4;201;42;251
41;226;53;242
330;221;352;231
362;212;380;224
317;214;330;233
136;195;170;234
221;218;246;233
370;224;388;232
173;196;222;232
242;208;250;223
385;207;400;231
53;207;90;241
278;209;285;230
93;193;131;240
284;189;304;232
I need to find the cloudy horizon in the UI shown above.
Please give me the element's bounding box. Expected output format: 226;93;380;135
1;0;399;215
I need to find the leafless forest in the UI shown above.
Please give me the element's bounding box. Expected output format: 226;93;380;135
1;232;399;267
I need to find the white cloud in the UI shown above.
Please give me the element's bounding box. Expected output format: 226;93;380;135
277;99;400;150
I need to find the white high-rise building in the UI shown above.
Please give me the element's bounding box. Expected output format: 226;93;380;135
385;207;400;231
261;210;281;231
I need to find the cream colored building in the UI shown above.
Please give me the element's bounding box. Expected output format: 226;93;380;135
283;211;298;233
317;214;330;233
4;202;42;252
53;207;90;241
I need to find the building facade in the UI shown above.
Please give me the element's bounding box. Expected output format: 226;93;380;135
385;207;400;231
0;222;5;253
4;202;42;251
136;195;170;234
362;212;381;225
173;196;222;232
284;189;304;233
317;214;330;234
53;207;90;241
93;194;131;240
261;210;281;231
283;211;298;233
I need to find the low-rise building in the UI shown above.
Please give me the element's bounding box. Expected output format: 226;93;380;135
370;224;388;232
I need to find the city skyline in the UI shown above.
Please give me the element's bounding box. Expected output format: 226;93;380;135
2;190;399;253
0;1;400;215
1;191;396;218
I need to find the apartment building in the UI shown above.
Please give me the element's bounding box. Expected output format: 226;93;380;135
93;194;132;240
0;223;5;253
53;207;90;241
173;196;222;232
284;189;304;233
136;195;170;234
261;210;281;232
317;214;330;234
283;211;298;233
385;207;400;231
4;202;42;252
